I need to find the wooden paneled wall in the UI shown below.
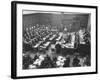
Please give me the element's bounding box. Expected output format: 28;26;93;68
23;13;90;32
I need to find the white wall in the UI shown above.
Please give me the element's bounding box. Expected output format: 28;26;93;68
0;0;99;80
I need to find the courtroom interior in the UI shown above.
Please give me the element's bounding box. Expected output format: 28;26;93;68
22;11;91;69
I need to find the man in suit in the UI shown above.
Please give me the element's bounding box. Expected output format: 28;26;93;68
55;42;62;54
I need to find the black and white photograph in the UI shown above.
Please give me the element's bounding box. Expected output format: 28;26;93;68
22;10;91;69
11;1;97;79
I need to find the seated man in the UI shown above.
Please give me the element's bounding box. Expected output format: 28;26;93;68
55;41;62;54
73;55;80;67
78;27;88;44
62;32;76;48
